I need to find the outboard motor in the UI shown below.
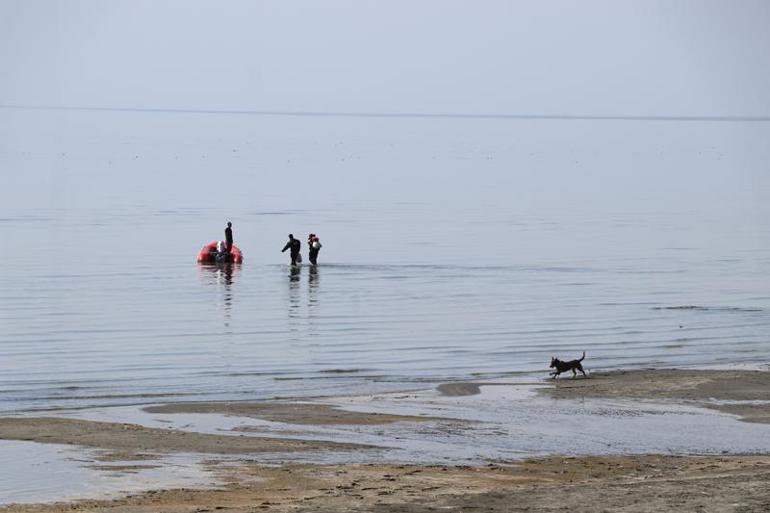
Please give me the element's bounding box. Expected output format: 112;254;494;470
214;240;229;264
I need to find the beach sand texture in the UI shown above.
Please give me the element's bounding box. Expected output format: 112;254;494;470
1;369;769;512
3;455;770;513
543;369;770;424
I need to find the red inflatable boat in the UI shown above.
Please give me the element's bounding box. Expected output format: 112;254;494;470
196;241;243;264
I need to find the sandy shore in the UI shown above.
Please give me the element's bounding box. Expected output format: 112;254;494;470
0;417;369;461
541;368;770;424
2;369;769;512
144;400;445;425
4;455;770;512
0;403;441;462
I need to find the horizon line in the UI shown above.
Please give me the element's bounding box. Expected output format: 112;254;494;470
2;103;770;122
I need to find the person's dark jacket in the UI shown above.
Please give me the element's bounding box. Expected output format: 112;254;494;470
282;239;301;255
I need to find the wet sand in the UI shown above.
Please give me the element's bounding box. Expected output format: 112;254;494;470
2;369;770;512
4;455;770;512
541;368;770;424
0;417;368;461
144;400;443;425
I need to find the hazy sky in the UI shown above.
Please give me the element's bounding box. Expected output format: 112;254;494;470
2;0;770;116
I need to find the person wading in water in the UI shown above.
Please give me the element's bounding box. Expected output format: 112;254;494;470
308;235;322;265
281;234;301;266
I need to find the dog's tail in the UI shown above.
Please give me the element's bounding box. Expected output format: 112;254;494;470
579;351;585;361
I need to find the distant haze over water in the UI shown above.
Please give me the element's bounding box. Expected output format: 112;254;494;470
1;109;769;413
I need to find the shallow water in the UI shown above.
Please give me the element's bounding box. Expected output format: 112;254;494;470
1;109;769;414
2;108;770;503
73;382;770;465
5;380;770;505
0;439;215;504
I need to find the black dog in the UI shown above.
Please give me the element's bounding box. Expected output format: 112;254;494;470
549;352;587;379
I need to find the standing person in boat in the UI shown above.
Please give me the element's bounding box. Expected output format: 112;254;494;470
281;234;301;266
224;221;233;254
309;235;322;265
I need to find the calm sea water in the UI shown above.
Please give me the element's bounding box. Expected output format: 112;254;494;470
1;109;769;413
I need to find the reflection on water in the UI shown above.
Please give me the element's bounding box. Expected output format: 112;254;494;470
199;263;238;328
285;265;323;341
288;265;301;283
309;265;319;307
288;265;301;331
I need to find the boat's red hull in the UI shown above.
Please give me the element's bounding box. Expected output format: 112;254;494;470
197;242;243;264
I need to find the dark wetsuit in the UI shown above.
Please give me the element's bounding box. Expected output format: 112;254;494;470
309;242;320;265
282;239;301;265
224;226;233;252
215;250;230;264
